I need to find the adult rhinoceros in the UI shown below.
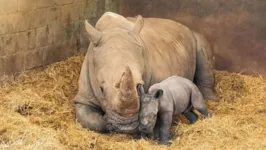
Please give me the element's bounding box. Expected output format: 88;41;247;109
74;12;218;133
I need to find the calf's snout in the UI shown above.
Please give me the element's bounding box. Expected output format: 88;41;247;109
139;125;147;131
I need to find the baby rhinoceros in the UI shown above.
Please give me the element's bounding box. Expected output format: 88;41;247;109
137;76;211;145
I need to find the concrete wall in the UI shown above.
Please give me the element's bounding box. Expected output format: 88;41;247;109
121;0;266;76
0;0;121;81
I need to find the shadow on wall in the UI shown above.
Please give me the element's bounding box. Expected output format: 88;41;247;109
121;0;266;76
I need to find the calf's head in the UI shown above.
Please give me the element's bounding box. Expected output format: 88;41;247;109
137;85;164;136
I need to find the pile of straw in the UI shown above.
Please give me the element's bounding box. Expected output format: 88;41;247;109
0;55;266;150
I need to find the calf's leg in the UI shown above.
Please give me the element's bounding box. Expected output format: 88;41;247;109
182;110;198;124
153;117;161;140
191;87;211;119
159;112;173;146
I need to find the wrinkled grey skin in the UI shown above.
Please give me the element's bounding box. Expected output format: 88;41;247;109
138;76;211;145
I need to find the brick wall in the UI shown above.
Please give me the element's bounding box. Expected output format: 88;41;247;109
0;0;121;81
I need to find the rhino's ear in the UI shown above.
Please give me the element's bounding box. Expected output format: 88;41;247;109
154;89;163;99
131;15;144;35
85;20;102;45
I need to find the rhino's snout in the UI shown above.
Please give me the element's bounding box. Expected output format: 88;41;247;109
105;109;139;133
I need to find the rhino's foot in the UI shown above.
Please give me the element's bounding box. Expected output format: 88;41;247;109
205;94;219;101
182;111;198;124
197;107;212;119
135;132;142;140
154;132;160;140
203;113;212;119
203;112;212;119
138;131;154;140
75;103;108;133
200;88;219;101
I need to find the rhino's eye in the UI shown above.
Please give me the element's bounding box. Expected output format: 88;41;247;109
100;86;104;93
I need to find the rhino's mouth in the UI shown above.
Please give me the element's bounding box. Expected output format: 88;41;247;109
105;109;139;133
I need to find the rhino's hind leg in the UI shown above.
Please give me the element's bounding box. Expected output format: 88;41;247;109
182;110;198;124
75;103;108;133
191;86;212;119
194;33;218;101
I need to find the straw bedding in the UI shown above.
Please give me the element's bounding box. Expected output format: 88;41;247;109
0;55;266;150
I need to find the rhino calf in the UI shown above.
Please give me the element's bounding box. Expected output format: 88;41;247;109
137;76;211;145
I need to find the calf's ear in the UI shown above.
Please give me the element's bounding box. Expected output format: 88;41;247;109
137;84;145;96
154;89;163;99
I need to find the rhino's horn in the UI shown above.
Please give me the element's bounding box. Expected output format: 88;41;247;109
85;20;102;45
118;66;139;116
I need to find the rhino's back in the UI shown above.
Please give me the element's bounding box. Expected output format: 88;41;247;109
127;17;197;90
94;13;197;91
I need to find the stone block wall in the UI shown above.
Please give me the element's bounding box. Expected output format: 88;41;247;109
0;0;121;81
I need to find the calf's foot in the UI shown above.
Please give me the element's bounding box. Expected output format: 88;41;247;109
197;108;212;119
135;132;142;139
159;139;171;146
182;111;198;124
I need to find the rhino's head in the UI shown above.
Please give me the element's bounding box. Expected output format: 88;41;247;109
84;15;145;133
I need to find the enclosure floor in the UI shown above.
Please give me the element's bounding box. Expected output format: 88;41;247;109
1;55;266;150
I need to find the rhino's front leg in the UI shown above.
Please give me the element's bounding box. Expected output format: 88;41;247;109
75;103;108;133
159;112;173;146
